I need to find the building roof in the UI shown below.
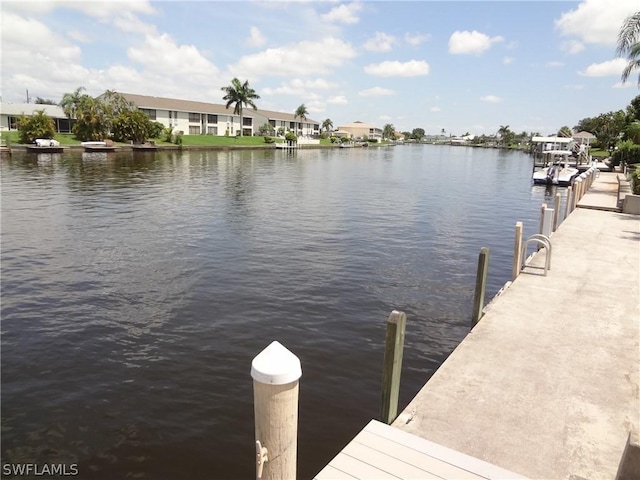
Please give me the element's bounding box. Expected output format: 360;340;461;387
531;136;573;144
573;131;596;139
119;93;318;124
338;120;381;130
1;103;66;118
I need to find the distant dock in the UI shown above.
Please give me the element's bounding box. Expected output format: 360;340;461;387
315;171;639;479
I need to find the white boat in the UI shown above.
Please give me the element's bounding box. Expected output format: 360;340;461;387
81;141;107;147
532;151;579;186
35;138;60;147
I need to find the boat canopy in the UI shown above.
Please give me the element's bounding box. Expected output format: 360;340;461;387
531;136;573;144
544;149;573;155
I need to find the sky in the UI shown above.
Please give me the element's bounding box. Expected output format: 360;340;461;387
1;0;638;136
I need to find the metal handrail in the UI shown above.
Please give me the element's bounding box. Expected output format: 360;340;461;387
521;234;552;276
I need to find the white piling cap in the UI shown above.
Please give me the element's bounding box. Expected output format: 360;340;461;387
251;341;302;385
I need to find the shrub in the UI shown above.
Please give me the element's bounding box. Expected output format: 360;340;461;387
285;131;297;143
632;166;640;195
263;136;275;144
17;110;56;144
611;141;640;166
150;121;165;139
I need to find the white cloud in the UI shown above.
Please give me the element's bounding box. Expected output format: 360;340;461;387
364;60;430;77
363;32;396;52
128;34;219;81
579;58;626;77
229;38;356;78
448;30;504;55
503;57;514;65
613;81;634;89
327;95;348;104
555;0;637;46
480;95;503;103
404;32;431;46
263;78;338;96
67;30;92;43
246;26;267;48
359;87;395;97
546;61;564;68
561;40;585;54
321;2;363;24
430;106;441;112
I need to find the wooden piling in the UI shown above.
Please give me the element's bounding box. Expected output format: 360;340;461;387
512;221;523;281
381;310;407;425
565;186;573;217
472;247;490;328
538;203;547;235
252;341;302;480
553;193;561;231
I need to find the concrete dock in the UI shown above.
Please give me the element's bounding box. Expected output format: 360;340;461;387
391;176;639;479
315;172;639;479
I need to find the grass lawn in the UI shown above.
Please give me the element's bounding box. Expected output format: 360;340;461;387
590;148;611;158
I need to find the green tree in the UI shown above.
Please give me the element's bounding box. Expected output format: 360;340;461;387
382;123;395;140
221;78;260;137
592;111;627;150
294;104;309;135
624;120;640;144
497;125;514;146
322;118;333;134
111;109;152;143
17;110;56;144
60;86;86;119
73;95;110;141
558;126;573;137
411;128;425;140
616;10;640;86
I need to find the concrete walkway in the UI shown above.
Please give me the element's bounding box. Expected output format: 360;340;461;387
393;179;639;479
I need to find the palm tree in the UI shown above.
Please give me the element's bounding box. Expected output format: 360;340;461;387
294;104;308;136
616;11;640;87
221;78;260;137
322;118;333;135
59;86;86;119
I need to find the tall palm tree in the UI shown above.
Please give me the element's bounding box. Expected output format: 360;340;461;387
221;78;260;137
616;11;640;87
294;104;308;136
322;118;333;135
59;86;86;119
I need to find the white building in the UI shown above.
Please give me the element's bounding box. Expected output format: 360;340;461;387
1;93;321;138
0;103;72;132
119;93;320;137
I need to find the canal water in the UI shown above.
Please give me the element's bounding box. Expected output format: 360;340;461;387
1;145;564;479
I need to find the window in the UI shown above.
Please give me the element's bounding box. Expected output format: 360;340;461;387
207;114;217;124
207;126;218;135
189;113;200;123
290;122;295;129
243;117;252;126
140;108;156;120
189;126;200;135
269;120;276;128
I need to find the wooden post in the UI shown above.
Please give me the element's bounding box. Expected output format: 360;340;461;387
512;221;523;281
380;310;407;424
472;247;490;328
538;203;547;235
565;186;573;218
252;341;302;480
553;192;561;231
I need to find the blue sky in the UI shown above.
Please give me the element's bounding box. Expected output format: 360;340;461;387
1;0;638;136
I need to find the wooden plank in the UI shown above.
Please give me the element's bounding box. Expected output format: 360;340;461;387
354;431;485;480
327;453;401;479
342;441;442;479
366;421;529;479
314;464;359;480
